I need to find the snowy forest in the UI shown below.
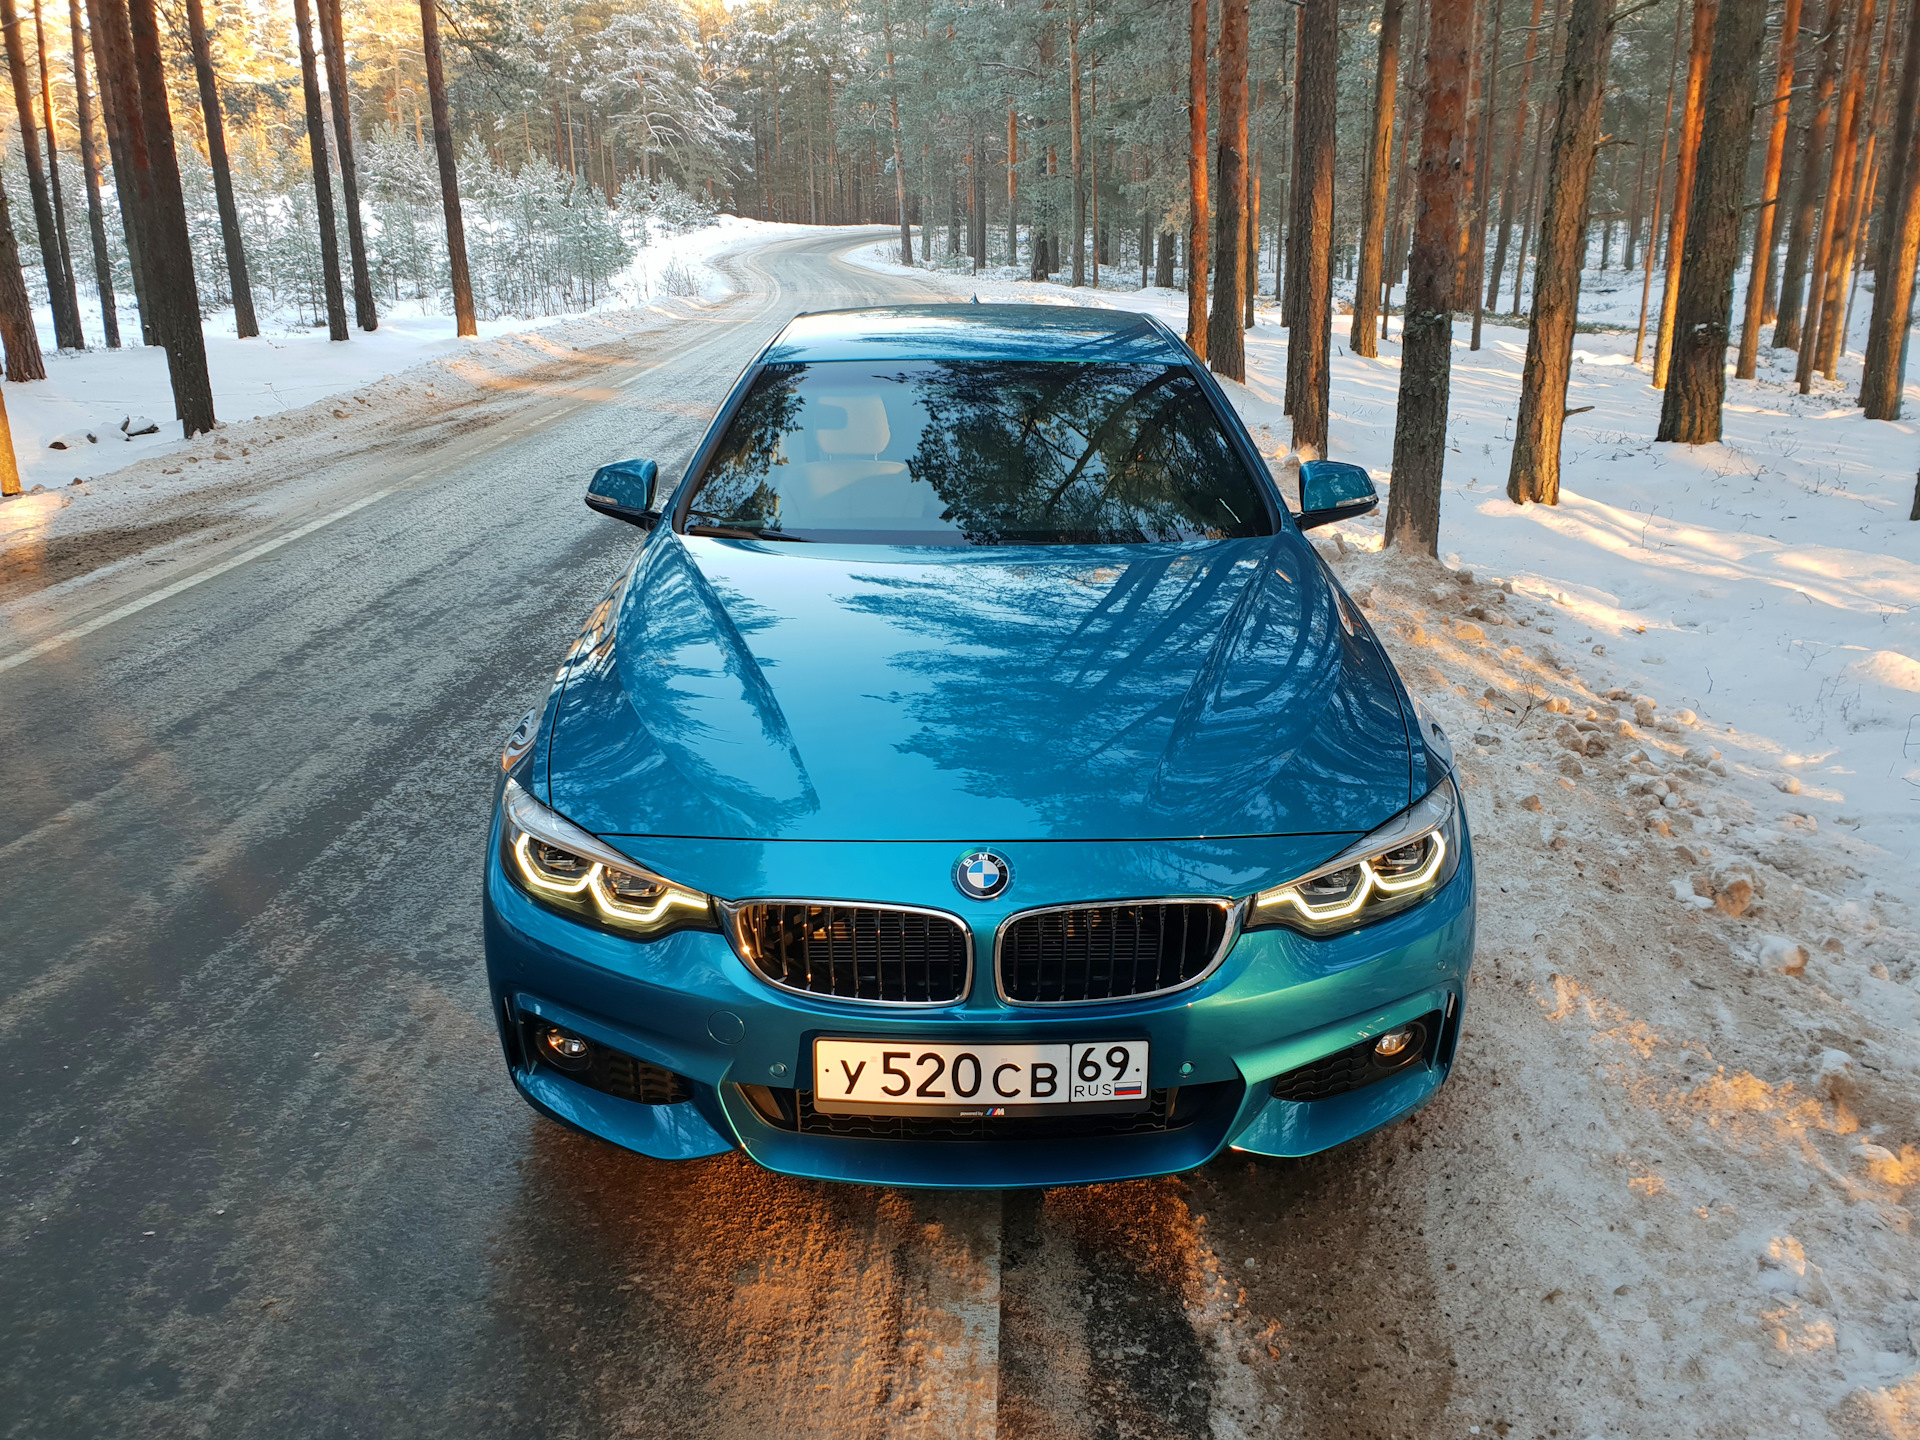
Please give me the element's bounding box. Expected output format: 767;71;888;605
0;0;1918;528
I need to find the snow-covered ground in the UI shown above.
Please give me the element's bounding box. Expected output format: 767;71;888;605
0;215;819;493
853;240;1920;1438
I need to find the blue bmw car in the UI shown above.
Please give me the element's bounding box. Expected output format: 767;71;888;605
483;304;1474;1188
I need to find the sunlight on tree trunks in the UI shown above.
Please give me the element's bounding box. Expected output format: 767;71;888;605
1289;0;1336;455
1776;0;1845;352
1736;0;1802;379
1352;0;1402;358
294;0;349;342
318;0;378;331
1507;0;1615;504
1651;0;1716;390
1859;0;1920;417
1658;0;1768;443
1386;0;1472;556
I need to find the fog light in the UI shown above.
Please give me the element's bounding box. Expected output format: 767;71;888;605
538;1025;592;1072
1374;1027;1415;1059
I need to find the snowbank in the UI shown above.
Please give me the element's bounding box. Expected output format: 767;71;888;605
0;216;822;493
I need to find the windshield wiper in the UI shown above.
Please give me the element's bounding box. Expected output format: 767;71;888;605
684;523;811;542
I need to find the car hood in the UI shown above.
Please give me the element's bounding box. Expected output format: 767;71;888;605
546;532;1412;843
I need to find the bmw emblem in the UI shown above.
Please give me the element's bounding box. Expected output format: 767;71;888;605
953;849;1012;901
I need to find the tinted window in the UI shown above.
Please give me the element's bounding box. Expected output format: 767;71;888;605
682;359;1273;545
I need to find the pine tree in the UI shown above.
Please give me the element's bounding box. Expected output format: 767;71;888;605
419;0;475;335
1352;0;1404;356
1858;0;1920;415
318;0;378;330
1798;0;1876;391
1184;0;1209;357
1775;0;1845;350
1207;0;1248;378
33;0;82;349
1486;0;1547;311
2;0;83;348
68;0;119;348
0;175;42;379
1289;0;1336;453
1657;0;1769;441
1651;0;1717;390
295;0;348;340
1736;0;1803;377
184;0;257;338
1388;0;1474;554
1507;0;1616;502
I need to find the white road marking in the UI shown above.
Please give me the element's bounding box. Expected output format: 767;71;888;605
0;487;397;674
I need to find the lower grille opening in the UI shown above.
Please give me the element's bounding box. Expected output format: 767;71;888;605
1268;1011;1443;1103
740;1081;1240;1141
521;1017;693;1105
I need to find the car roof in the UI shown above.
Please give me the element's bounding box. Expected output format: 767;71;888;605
762;304;1188;364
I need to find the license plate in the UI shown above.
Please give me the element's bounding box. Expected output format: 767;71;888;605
811;1038;1149;1117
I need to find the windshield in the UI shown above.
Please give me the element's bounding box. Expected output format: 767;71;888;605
681;359;1275;546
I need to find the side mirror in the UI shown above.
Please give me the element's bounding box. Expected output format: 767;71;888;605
585;459;662;529
1296;460;1380;530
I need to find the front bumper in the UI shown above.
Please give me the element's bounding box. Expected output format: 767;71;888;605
482;827;1475;1189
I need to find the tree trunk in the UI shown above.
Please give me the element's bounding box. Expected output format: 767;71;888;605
294;0;348;341
1246;144;1261;327
1285;0;1309;336
0;176;45;379
316;0;376;330
1799;0;1875;389
1652;0;1719;389
1208;0;1249;376
1290;0;1338;452
1469;0;1506;348
1860;0;1920;414
1007;104;1019;267
1156;228;1176;285
184;0;257;338
0;383;18;496
69;0;118;347
418;0;475;335
1776;0;1846;349
1507;0;1616;503
1633;0;1688;361
1815;0;1892;377
1353;0;1405;355
1486;0;1547;310
1736;0;1804;376
1069;0;1086;286
90;17;149;344
883;0;911;265
1514;0;1569;312
89;0;212;432
1388;0;1474;554
2;0;82;348
34;0;83;349
1658;0;1769;440
1186;0;1210;355
1382;0;1426;331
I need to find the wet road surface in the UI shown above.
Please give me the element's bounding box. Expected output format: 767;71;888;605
0;232;1460;1438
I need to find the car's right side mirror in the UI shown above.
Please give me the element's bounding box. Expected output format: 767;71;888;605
585;459;661;529
1296;460;1380;530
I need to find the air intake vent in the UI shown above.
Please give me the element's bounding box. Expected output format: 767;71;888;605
725;901;972;1005
996;900;1237;1004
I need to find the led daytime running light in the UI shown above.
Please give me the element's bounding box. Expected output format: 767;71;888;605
1255;833;1447;924
501;780;714;938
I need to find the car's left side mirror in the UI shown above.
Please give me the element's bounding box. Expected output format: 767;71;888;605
585;459;662;530
1296;460;1380;530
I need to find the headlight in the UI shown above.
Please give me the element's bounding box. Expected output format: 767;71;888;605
1248;780;1462;936
499;779;717;940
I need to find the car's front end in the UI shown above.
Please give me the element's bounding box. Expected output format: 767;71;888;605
481;303;1476;1188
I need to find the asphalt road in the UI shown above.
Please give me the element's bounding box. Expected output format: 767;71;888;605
0;232;1459;1439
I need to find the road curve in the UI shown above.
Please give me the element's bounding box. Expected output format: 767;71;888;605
0;232;1458;1439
